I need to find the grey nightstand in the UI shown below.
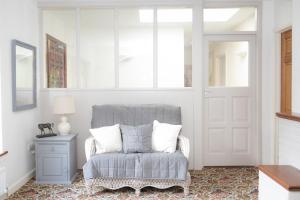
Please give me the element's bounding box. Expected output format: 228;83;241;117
35;134;77;184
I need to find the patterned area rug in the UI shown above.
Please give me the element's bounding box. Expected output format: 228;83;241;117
8;167;258;200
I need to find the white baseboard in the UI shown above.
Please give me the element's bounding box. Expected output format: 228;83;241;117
7;168;35;196
193;165;204;170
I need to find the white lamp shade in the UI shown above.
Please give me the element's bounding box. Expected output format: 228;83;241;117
53;96;75;115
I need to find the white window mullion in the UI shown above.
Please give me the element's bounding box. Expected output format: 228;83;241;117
153;8;158;88
114;8;119;88
76;8;81;88
39;9;45;88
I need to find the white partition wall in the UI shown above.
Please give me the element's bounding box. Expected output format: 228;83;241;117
39;0;204;169
37;0;263;169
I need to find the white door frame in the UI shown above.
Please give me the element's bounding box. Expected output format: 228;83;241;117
203;34;258;166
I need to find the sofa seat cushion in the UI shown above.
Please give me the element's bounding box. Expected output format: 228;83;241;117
83;151;188;181
140;151;188;180
83;153;139;180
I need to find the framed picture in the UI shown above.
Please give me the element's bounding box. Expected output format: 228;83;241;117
46;34;67;88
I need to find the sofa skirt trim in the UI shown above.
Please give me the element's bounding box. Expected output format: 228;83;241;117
85;172;191;196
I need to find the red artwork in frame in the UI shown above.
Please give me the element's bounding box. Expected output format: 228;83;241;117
46;34;67;88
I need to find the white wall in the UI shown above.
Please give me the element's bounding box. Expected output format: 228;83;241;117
262;0;295;166
0;0;40;193
275;0;300;170
292;0;300;112
274;0;292;30
261;0;276;164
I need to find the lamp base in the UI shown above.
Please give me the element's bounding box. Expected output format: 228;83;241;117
58;116;71;135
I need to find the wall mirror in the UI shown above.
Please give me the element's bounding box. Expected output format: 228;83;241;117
12;40;37;111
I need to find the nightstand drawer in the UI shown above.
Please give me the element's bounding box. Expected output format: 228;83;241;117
37;143;68;154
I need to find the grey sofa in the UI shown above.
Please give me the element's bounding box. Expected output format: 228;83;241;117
83;104;190;196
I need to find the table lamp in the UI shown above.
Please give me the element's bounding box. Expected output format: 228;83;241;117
53;95;75;135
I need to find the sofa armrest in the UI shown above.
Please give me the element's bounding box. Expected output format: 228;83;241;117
178;135;190;159
85;136;96;161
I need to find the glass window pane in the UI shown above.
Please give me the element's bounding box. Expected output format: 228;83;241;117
43;10;77;88
209;41;249;87
119;9;153;88
157;8;192;88
204;7;257;32
79;9;115;88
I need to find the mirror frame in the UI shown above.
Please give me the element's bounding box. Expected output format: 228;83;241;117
12;40;37;112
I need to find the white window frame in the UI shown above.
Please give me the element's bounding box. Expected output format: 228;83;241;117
39;5;195;90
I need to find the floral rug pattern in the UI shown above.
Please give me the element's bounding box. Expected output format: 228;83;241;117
8;167;258;200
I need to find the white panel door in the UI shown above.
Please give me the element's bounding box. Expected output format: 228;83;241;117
203;35;257;166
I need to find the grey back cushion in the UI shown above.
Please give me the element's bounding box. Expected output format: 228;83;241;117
91;104;181;128
120;124;152;153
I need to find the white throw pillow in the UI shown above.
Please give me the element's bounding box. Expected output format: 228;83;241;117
152;120;182;153
89;124;122;154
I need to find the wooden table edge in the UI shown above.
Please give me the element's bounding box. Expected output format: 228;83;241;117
259;165;300;191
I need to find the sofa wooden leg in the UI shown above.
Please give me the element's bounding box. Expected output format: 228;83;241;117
184;186;189;196
135;188;141;196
